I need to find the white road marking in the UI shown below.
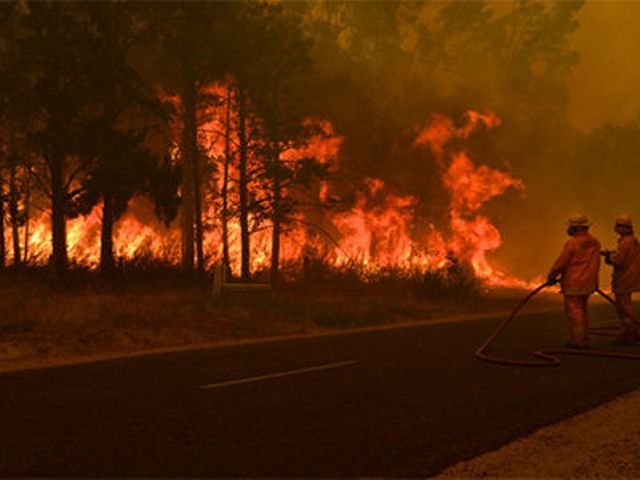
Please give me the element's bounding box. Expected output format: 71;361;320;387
199;360;356;390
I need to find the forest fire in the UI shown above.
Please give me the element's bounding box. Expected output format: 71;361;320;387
6;3;639;478
5;106;526;287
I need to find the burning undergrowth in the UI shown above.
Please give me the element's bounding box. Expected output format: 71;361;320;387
4;102;527;288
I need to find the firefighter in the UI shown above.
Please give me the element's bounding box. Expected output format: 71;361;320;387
547;215;602;349
602;215;640;344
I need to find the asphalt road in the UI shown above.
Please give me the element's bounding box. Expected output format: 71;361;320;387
2;304;640;477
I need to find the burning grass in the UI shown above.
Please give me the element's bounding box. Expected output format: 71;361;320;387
0;266;540;371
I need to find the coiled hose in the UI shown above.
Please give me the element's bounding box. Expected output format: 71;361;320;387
475;283;640;367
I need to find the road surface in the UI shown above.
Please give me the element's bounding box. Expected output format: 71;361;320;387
2;304;640;477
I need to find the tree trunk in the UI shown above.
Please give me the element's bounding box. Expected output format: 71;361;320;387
193;147;204;274
237;87;250;282
221;87;232;275
270;144;282;288
9;161;20;266
269;83;283;288
191;76;203;274
100;192;115;273
180;61;197;272
23;166;30;264
50;148;68;274
0;171;5;269
270;190;281;288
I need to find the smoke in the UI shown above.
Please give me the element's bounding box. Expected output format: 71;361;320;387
401;1;640;286
503;1;640;286
568;2;640;131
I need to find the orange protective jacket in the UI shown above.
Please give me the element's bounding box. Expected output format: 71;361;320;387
610;234;640;294
549;231;601;295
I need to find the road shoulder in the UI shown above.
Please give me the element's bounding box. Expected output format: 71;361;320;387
0;305;559;374
438;388;640;478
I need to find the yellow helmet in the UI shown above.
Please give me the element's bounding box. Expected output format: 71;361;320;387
567;214;591;228
615;214;633;228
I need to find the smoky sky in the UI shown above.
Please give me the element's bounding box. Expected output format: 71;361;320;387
569;1;640;131
473;1;640;285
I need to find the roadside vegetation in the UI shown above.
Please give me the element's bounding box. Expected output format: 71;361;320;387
0;266;546;371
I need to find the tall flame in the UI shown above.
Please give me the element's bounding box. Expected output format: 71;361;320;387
415;111;526;285
3;106;530;287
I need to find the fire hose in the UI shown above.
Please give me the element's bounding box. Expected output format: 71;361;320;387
475;283;640;367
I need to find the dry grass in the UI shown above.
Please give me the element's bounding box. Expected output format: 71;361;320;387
0;269;545;371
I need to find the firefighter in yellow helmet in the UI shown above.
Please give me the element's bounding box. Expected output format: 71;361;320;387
602;215;640;344
548;215;601;348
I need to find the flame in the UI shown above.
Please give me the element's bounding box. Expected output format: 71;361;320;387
412;111;533;287
3;101;534;288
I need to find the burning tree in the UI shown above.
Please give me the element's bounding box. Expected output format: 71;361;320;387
0;1;586;289
243;3;325;286
147;2;235;274
3;1;98;274
68;2;175;273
